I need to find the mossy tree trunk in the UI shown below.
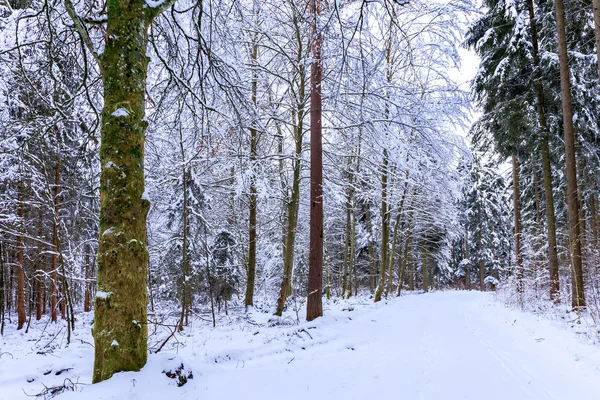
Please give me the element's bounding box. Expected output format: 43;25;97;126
91;0;168;383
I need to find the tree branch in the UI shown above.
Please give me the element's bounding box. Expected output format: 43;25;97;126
64;0;100;63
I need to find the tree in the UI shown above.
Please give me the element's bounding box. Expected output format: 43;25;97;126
554;0;585;309
63;0;177;383
307;0;324;321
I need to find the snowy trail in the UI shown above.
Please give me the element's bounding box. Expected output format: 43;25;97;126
4;291;600;399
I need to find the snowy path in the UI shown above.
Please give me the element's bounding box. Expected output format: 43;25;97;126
3;291;600;399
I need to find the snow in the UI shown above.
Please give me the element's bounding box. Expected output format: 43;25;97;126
145;0;167;8
142;189;150;201
111;108;130;117
2;292;600;400
96;291;112;299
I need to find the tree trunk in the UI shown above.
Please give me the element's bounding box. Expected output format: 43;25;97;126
275;71;304;315
92;0;165;382
554;0;585;308
422;250;429;293
84;245;91;313
341;183;352;298
36;210;44;320
0;241;5;335
464;222;470;290
307;0;323;321
364;203;376;292
245;35;259;310
592;0;600;77
525;0;560;302
51;160;59;323
17;183;26;330
374;150;389;303
512;157;524;294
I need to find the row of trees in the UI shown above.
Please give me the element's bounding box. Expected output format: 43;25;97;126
1;0;474;382
463;0;600;311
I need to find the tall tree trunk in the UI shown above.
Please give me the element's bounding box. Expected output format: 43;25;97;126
592;0;600;77
275;76;304;316
513;157;524;294
0;241;5;335
51;160;59;323
245;35;259;310
525;0;560;302
179;164;190;329
464;223;470;290
17;183;26;330
35;210;43;320
84;244;91;313
477;224;485;292
374;150;389;303
307;0;324;321
341;179;351;297
555;0;585;308
364;203;376;292
422;250;429;293
91;0;166;382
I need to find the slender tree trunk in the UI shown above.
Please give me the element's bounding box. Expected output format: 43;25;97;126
374;150;389;303
590;194;598;246
36;210;44;320
84;245;91;313
51;160;59;323
364;203;376;292
0;241;5;335
555;0;585;308
92;0;165;382
341;185;351;297
525;0;560;302
17;183;26;330
179;166;190;329
245;36;259;310
592;0;600;77
477;225;485;292
275;26;306;315
307;0;323;321
464;223;470;290
513;157;524;294
422;250;429;293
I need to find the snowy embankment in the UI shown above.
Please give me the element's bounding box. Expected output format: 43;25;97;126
2;291;600;400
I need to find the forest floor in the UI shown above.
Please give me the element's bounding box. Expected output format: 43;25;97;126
2;290;600;400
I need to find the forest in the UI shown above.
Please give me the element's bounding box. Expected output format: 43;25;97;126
1;0;600;398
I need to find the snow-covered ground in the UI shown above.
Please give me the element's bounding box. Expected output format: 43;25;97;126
2;291;600;400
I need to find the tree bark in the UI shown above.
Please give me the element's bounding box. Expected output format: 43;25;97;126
512;157;524;294
51;160;59;322
307;0;323;321
17;183;26;330
91;0;166;382
275;50;305;316
592;0;600;77
374;150;389;303
525;0;560;301
245;35;259;309
35;210;44;320
84;244;91;313
554;0;585;308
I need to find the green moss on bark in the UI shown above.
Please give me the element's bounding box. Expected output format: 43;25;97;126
92;0;156;384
